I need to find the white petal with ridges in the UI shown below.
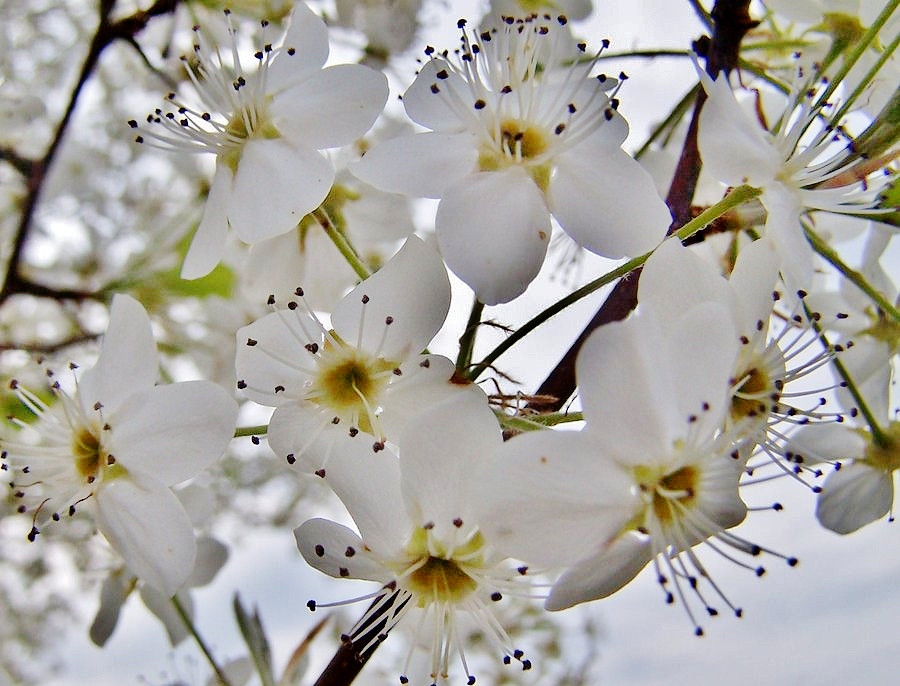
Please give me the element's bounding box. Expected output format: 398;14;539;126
399;394;502;539
478;430;640;567
79;294;158;415
273;64;388;149
95;474;196;597
323;443;409;557
183;165;233;279
229;137;333;244
331;236;450;361
728;238;779;341
638;238;734;333
697;70;782;187
350;132;478;198
545;533;653;610
817;462;893;534
577;314;677;458
110;381;237;486
549;147;671;258
436;168;551;305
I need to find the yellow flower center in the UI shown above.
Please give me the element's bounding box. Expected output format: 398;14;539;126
400;526;485;606
634;463;699;525
730;366;776;421
310;337;397;431
73;427;104;481
478;119;552;190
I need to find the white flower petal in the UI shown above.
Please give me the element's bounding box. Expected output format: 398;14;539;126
331;236;450;361
728;238;780;340
666;302;738;435
273;64;388;149
140;584;190;646
323;443;410;556
398;394;502;538
110;381;237;485
235;308;324;407
229;137;334;244
436;169;551;305
268;2;330;86
185;537;229;588
294;518;390;582
402;59;477;130
816;462;893;534
350;132;478;198
761;185;814;290
545;533;653;610
478;430;640;568
549;147;671;258
378;355;488;439
267;402;354;472
79;294;158;415
89;571;132;647
577;314;677;458
697;69;782;187
95;474;197;597
787;424;866;464
183;165;232;279
638;238;734;334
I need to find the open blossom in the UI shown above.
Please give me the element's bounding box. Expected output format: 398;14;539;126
695;56;892;289
235;236;484;473
131;3;388;278
1;295;238;596
638;237;855;476
296;395;532;684
352;14;670;304
480;303;797;633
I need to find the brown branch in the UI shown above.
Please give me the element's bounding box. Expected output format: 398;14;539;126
531;0;759;412
0;0;182;305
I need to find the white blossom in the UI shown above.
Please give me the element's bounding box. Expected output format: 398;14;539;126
352;14;670;304
131;3;388;278
1;295;238;596
296;394;532;684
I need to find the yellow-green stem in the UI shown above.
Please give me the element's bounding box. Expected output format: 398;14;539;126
172;595;235;686
813;0;899;114
234;425;268;438
314;209;371;281
805;306;891;447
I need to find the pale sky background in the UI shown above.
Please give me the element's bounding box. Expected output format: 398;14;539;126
35;0;900;685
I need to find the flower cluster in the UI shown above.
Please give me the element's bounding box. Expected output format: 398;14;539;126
1;1;897;684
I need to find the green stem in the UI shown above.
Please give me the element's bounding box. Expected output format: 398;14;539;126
467;185;761;381
314;209;371;281
805;308;891;447
812;0;899;114
234;425;269;438
456;298;485;374
805;227;900;322
172;595;235;686
829;27;899;127
498;411;584;433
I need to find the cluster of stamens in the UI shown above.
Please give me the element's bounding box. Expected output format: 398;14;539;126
3;370;116;542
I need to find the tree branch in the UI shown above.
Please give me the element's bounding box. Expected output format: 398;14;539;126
0;0;182;306
531;0;758;411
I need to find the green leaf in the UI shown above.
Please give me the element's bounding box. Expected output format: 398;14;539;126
233;593;276;686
